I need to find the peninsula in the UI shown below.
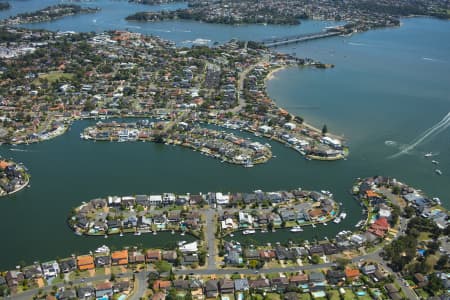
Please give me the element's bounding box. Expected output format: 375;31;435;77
0;4;100;26
0;158;29;196
126;0;449;28
0;28;346;161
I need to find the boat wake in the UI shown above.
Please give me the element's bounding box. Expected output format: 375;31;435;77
384;140;397;147
422;57;436;61
388;112;450;159
348;42;367;47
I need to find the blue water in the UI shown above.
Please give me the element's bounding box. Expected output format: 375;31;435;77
0;1;449;269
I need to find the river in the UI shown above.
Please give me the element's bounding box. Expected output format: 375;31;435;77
0;0;449;269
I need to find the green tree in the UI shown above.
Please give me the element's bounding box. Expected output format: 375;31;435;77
322;124;328;135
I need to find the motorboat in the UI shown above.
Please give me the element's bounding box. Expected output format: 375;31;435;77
243;229;256;235
333;217;341;224
95;245;110;253
290;226;303;232
432;160;439;165
424;152;433;158
435;169;442;175
340;212;347;219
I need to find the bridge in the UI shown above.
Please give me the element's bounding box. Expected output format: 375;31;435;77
261;30;342;48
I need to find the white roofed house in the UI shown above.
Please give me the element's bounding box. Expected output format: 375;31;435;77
238;212;254;228
179;241;198;253
163;193;176;205
378;204;392;219
149;195;163;206
216;192;230;205
41;260;60;279
108;196;122;207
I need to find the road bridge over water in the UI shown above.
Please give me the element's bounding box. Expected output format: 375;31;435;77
262;30;342;48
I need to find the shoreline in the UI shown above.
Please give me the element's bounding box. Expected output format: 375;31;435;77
264;65;345;141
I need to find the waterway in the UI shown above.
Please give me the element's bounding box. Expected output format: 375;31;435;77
0;0;449;269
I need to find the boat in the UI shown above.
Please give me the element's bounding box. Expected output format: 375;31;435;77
104;234;108;239
311;224;316;228
424;152;433;158
134;231;141;236
340;212;347;219
229;233;234;237
177;241;187;246
333;217;341;224
432;160;439;165
323;222;328;226
435;169;442;175
290;226;303;232
119;232;123;237
171;230;175;235
95;245;110;253
180;232;185;236
260;230;268;233
433;197;441;205
153;231;157;235
243;229;256;235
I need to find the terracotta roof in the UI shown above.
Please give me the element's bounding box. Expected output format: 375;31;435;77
111;250;128;260
366;190;380;198
77;255;94;266
153;280;172;291
345;268;360;279
0;160;11;170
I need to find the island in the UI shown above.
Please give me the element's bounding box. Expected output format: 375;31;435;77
0;4;100;26
0;158;29;196
0;2;10;11
0;28;347;161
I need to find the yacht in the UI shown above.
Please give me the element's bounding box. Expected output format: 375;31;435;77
323;222;328;226
435;169;442;175
311;223;316;228
339;212;347;219
424;152;433;158
119;232;123;237
432;160;439;165
134;231;141;236
95;245;110;253
243;229;256;235
290;226;303;232
333;217;341;224
177;241;187;246
153;231;157;235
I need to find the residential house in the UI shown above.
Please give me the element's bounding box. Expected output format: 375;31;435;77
129;251;146;264
5;271;24;287
413;273;428;288
345;268;360;281
23;263;43;279
77;286;95;299
234;278;249;292
219;279;235;294
59;258;77;273
271;277;289;292
41;260;60;279
361;264;377;275
77;255;95;271
111;250;128;266
95;282;113;298
162;250;178;263
146;250;161;262
249;279;271;291
326;270;345;285
95;255;111;268
114;280;131;293
153;280;172;292
290;273;309;287
205;280;219;298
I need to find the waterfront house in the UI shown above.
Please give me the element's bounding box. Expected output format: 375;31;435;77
121;196;136;208
5;271;24;287
95;282;113;298
150;195;163;206
136;195;151;207
23;263;43;279
205;280;219;298
275;245;294;261
322;243;339;255
59;258;76;273
309;245;324;256
368;217;390;238
41;260;60;280
146;250;161;262
111;250;128;265
129;251;146;264
94;255;111;268
280;209;296;222
77;255;95;271
226;249;242;265
259;249;276;261
244;248;260;260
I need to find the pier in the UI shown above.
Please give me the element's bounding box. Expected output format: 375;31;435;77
261;30;342;48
